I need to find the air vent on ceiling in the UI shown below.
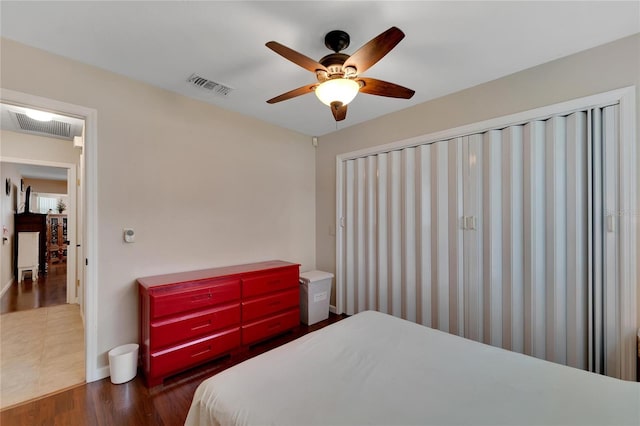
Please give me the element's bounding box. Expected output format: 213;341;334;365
15;113;72;138
187;73;233;97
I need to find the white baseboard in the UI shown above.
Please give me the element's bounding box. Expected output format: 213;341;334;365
329;304;337;314
1;278;14;298
91;364;145;384
89;365;111;383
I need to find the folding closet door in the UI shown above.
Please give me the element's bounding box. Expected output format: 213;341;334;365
431;139;464;335
500;125;525;354
338;99;633;380
564;112;588;372
586;104;624;379
408;140;463;331
461;134;483;343
465;114;590;368
601;105;620;378
342;115;591;367
340;139;465;336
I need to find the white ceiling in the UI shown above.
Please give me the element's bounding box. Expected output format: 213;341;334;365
1;1;638;137
19;164;68;182
1;162;68;182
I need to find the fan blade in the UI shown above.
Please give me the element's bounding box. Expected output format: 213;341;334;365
331;102;347;121
266;41;327;73
267;84;316;104
343;27;405;74
357;77;415;99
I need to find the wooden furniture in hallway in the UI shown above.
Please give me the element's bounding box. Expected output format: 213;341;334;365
46;213;68;267
16;231;39;283
14;213;47;278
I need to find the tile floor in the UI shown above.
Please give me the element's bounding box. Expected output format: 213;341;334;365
0;304;85;410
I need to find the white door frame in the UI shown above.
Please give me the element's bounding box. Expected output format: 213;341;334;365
66;165;78;304
0;88;100;382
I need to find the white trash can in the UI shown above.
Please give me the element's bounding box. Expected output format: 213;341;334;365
108;343;139;384
299;270;334;325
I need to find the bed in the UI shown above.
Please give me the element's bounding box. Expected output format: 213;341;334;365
185;311;640;426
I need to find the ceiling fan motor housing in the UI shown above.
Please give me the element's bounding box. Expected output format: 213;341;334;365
318;53;350;80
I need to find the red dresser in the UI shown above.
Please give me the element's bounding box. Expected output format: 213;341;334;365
138;260;300;387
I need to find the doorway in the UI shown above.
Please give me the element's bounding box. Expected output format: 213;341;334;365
1;162;77;312
1;88;98;391
0;101;86;408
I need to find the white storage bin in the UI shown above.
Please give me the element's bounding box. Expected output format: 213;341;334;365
108;343;139;384
299;270;334;325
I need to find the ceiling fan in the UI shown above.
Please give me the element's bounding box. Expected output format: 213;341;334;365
265;27;415;122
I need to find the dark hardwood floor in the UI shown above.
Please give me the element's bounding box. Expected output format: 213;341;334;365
0;313;347;425
1;265;67;314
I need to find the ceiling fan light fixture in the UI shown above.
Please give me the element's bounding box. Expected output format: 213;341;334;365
315;78;359;107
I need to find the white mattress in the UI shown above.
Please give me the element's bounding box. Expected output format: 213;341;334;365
185;311;640;426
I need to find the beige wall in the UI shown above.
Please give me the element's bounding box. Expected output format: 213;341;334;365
1;38;316;374
0;162;21;292
1;130;81;165
23;178;67;195
316;34;640;327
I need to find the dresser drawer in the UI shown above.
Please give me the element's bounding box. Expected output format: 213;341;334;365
242;268;299;298
242;308;299;346
242;288;299;323
150;303;240;349
151;279;240;318
150;327;240;378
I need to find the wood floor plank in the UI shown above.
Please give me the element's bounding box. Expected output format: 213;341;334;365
0;267;67;314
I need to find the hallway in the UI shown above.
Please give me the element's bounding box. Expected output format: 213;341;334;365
0;303;85;409
0;267;85;410
1;265;66;314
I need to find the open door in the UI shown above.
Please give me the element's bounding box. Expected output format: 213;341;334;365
65;166;77;304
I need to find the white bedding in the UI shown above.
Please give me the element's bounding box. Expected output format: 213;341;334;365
185;311;640;426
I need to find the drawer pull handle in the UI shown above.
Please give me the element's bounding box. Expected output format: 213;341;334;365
191;346;212;358
191;293;212;302
267;300;281;307
267;279;280;286
191;320;212;331
267;322;281;330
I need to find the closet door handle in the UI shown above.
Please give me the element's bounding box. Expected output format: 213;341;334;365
606;215;615;233
462;216;477;231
